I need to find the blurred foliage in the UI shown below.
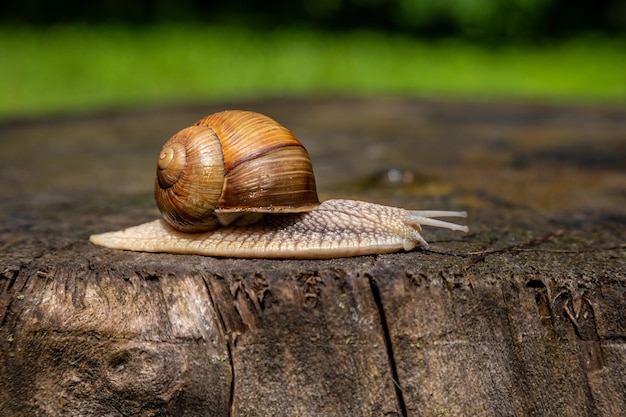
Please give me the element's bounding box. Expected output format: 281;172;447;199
1;0;625;42
1;1;624;118
1;25;624;119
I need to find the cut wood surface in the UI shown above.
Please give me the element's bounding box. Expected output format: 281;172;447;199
1;98;625;416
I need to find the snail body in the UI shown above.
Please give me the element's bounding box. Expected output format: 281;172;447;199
90;110;468;259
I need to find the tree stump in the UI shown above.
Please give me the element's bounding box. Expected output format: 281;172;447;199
1;98;625;416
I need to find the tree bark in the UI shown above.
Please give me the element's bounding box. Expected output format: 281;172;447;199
1;98;625;416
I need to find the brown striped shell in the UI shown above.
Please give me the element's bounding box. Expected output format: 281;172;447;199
155;110;320;232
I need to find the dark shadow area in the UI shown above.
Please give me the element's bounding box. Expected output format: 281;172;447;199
2;0;624;43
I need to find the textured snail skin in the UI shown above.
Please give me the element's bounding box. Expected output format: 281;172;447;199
89;199;468;259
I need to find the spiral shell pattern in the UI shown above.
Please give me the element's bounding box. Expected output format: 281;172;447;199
155;110;320;232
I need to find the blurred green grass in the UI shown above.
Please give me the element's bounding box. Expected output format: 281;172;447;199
1;25;625;119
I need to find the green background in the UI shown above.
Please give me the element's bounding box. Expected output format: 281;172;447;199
1;0;624;119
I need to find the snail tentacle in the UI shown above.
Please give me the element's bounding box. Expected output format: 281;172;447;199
404;211;469;234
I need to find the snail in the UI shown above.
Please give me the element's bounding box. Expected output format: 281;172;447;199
89;110;468;259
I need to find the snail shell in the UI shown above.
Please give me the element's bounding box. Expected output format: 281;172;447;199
155;110;319;232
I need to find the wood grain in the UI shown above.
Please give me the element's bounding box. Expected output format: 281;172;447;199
1;98;624;416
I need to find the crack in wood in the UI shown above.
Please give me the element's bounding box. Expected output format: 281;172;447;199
367;274;408;417
201;274;236;417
